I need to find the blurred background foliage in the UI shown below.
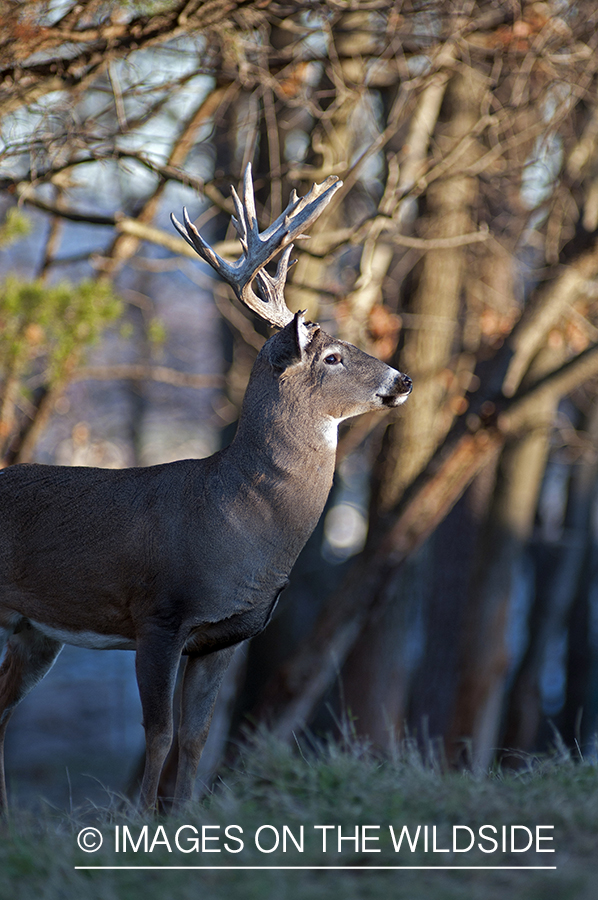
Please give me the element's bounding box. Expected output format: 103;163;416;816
2;0;598;804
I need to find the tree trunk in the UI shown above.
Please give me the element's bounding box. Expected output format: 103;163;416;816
340;66;488;747
502;400;598;760
448;346;562;771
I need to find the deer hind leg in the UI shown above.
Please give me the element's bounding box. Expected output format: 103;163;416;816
173;646;235;809
0;621;63;815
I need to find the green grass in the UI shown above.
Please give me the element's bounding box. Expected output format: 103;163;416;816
1;732;597;900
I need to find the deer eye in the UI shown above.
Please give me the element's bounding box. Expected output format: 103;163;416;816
324;352;342;365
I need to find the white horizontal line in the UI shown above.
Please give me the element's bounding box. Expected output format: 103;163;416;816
75;866;558;871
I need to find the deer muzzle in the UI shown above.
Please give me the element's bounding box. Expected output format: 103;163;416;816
378;372;413;407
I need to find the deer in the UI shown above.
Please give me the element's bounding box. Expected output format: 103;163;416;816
0;164;412;814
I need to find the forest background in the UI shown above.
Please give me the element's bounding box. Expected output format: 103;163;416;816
2;0;598;807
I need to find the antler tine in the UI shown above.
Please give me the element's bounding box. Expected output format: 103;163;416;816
170;208;234;280
242;163;258;234
171;162;343;328
230;184;249;249
254;244;297;315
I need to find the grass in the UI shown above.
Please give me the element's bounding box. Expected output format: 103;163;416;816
1;731;597;900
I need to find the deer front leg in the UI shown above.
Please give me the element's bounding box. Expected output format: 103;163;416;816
135;628;185;813
173;646;235;808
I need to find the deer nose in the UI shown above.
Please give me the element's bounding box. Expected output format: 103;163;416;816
397;373;412;395
378;371;413;407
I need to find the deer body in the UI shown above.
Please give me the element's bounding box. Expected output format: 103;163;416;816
0;169;411;812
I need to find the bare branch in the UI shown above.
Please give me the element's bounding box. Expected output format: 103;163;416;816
502;240;598;397
12;188;243;262
72;365;224;390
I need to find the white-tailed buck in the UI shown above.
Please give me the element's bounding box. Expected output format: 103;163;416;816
0;165;411;813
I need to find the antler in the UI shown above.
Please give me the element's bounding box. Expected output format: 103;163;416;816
171;163;342;328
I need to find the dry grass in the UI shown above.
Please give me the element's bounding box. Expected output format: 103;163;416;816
1;732;597;900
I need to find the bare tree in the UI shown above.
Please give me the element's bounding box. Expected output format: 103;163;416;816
3;1;598;796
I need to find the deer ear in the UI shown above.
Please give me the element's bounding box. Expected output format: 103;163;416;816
267;311;317;370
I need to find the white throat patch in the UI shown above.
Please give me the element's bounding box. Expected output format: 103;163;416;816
322;417;342;449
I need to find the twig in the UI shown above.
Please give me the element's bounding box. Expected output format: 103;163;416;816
73;365;224;389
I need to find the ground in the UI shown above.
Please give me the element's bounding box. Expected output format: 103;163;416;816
1;732;596;900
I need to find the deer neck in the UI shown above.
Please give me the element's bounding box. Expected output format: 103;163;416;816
231;405;336;484
222;397;337;534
